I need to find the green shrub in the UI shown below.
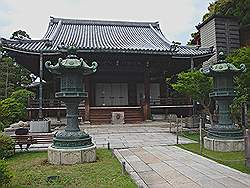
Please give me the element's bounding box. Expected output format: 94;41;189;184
0;121;6;132
0;159;13;186
0;89;34;128
10;89;34;105
0;97;26;126
0;133;15;159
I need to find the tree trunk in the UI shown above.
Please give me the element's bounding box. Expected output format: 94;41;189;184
207;109;214;127
201;102;214;127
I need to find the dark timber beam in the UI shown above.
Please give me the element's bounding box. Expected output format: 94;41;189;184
84;76;91;124
143;62;151;120
38;52;43;120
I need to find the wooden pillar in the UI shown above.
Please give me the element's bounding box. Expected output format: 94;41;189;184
128;82;137;106
52;77;61;121
245;129;250;167
84;76;91;124
27;98;32;120
143;62;151;120
190;56;194;70
191;57;195;117
56;110;61;121
160;72;167;104
38;52;43;120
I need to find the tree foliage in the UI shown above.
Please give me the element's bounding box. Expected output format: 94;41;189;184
171;70;214;124
10;89;34;105
10;30;31;40
0;51;32;100
203;0;250;26
0;98;26;126
187;32;200;45
171;70;213;103
0;159;13;186
227;47;250;123
227;47;250;99
188;0;250;44
0;89;34;130
0;133;14;159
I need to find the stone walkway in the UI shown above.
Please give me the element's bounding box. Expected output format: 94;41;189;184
115;146;250;188
83;123;193;149
27;122;191;150
25;122;250;188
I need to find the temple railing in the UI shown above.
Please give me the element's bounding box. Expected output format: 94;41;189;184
149;97;192;107
28;97;192;109
27;98;85;109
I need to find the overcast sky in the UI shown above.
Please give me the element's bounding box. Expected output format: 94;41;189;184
0;0;214;45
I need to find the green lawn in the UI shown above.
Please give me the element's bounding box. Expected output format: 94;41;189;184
178;131;250;174
5;149;136;188
180;131;200;142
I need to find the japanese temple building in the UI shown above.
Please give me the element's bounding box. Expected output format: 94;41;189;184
0;17;214;124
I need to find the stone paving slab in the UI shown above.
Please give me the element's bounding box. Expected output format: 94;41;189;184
83;125;194;149
115;145;250;188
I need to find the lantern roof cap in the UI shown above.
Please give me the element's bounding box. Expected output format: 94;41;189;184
45;46;98;75
200;51;246;75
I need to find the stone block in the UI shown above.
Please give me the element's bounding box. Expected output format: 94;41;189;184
152;114;165;121
61;151;82;164
10;121;29;128
111;112;124;124
30;120;51;133
82;148;96;162
204;137;244;152
138;171;166;185
48;149;61;165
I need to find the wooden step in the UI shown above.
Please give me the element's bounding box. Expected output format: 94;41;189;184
89;107;144;124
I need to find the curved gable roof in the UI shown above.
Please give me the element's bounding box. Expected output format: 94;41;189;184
1;17;213;57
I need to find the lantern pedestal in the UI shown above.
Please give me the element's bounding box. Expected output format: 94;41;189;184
48;144;96;165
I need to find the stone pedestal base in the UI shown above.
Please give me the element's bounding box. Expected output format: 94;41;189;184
48;144;96;165
204;136;244;152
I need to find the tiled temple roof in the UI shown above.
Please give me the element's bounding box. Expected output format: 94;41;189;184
0;17;213;56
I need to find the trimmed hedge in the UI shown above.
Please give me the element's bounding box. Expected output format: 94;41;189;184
0;97;26;126
0;133;15;159
0;159;13;186
0;89;34;129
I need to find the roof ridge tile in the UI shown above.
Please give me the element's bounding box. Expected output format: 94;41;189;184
50;17;159;27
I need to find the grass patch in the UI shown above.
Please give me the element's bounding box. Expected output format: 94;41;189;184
5;149;136;188
178;131;250;174
180;131;200;142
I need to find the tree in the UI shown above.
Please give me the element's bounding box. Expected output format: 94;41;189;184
187;32;200;45
227;47;250;99
227;47;250;123
203;0;250;26
0;50;32;100
0;89;34;130
171;70;214;125
10;30;31;40
0;97;26;126
188;0;250;45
